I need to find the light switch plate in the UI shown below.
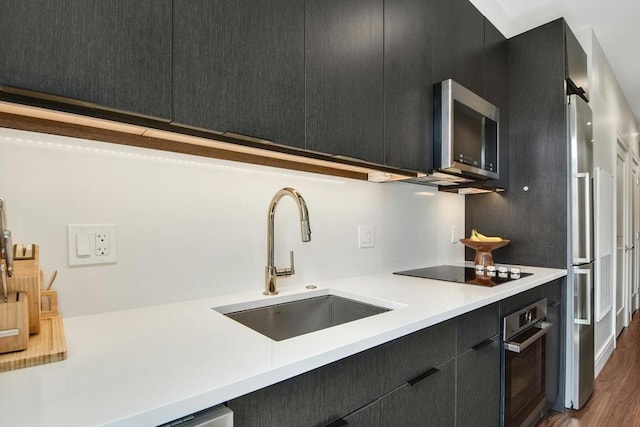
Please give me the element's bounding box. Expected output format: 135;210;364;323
451;226;462;244
358;225;375;248
67;224;117;266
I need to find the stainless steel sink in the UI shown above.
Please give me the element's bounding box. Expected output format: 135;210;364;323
219;295;391;341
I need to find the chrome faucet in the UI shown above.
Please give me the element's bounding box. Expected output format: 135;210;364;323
265;188;311;295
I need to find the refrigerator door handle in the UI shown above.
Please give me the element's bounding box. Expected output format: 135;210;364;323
573;266;592;326
574;172;592;264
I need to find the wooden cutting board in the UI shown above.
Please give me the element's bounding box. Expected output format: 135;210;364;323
0;314;67;372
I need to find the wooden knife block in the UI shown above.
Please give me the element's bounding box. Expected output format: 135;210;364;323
0;292;29;353
6;245;41;334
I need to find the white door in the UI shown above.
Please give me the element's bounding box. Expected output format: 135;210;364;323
615;143;629;335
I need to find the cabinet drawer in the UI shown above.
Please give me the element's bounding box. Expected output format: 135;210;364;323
379;359;455;427
456;302;499;354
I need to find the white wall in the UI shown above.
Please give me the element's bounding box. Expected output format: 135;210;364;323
0;127;465;317
576;29;640;375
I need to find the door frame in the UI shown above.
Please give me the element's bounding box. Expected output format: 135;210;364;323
632;155;640;312
615;139;631;334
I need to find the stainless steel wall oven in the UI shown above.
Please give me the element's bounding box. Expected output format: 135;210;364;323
501;298;553;427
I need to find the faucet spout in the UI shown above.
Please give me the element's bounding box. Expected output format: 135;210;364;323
265;188;311;295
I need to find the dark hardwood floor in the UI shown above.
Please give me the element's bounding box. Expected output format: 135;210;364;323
538;311;640;426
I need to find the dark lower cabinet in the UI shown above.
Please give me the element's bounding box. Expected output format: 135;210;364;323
227;298;519;427
455;304;501;426
305;0;384;164
227;320;456;427
0;0;172;119
341;401;380;426
380;360;456;427
456;335;501;427
172;0;305;148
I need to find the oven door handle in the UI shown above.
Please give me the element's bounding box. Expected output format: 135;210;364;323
504;321;552;353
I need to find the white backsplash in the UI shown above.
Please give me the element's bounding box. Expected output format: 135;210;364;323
0;127;465;317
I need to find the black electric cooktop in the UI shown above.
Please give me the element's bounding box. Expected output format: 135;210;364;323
393;265;531;287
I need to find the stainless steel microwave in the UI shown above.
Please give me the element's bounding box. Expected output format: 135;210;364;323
434;79;500;180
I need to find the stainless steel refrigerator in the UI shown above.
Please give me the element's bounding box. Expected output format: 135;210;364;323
566;93;595;410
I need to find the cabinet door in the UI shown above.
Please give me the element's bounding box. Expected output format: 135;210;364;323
383;0;433;172
456;335;501;427
564;21;589;99
432;0;485;96
484;18;510;190
379;359;455;427
305;0;384;164
0;0;171;119
173;0;305;148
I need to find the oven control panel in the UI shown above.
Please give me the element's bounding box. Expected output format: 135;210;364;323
503;298;548;341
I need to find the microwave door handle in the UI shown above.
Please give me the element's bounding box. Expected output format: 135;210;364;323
504;321;553;353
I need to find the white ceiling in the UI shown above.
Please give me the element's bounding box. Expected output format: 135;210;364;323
469;0;640;124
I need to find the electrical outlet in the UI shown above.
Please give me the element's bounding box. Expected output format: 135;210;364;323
95;232;110;256
68;224;117;266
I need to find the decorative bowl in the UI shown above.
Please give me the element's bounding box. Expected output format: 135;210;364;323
459;238;510;266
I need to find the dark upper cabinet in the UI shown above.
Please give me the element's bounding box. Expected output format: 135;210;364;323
431;0;511;189
564;22;589;100
484;19;508;107
383;0;434;172
1;0;510;180
484;18;510;190
466;18;575;268
305;0;385;164
0;0;171;119
172;0;305;148
432;0;485;97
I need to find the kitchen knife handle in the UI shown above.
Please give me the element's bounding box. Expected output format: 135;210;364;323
0;197;6;234
0;197;5;259
1;262;7;302
3;230;13;277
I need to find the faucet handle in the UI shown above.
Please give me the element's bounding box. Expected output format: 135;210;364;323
275;251;296;277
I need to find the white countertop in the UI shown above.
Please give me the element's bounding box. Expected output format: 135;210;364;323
0;264;565;427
